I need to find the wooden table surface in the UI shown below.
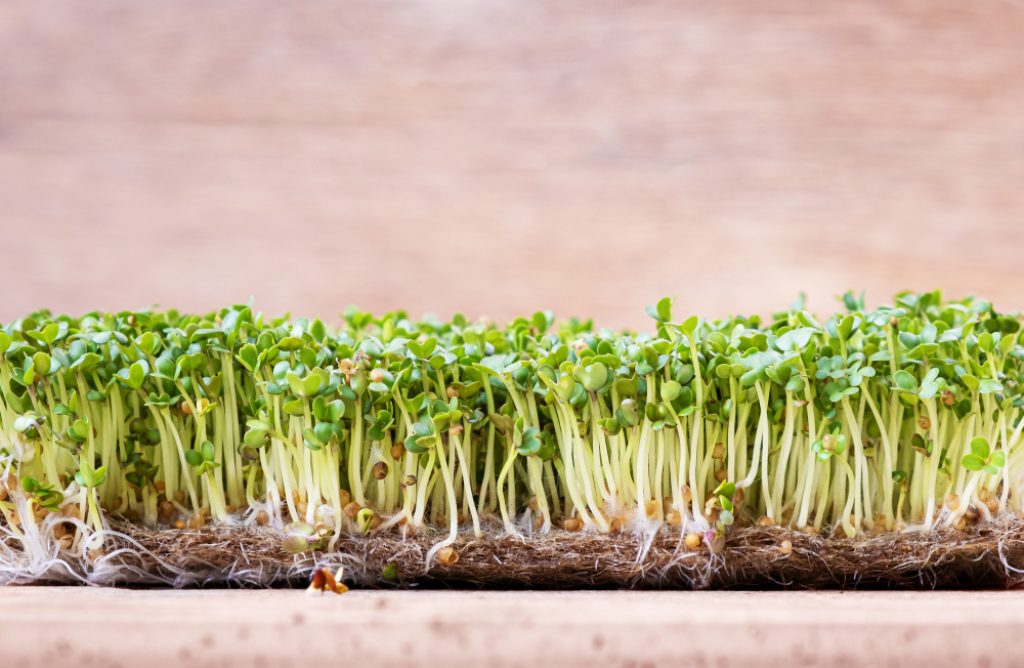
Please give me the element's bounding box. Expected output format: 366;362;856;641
1;589;1023;668
2;3;1024;667
1;0;1023;328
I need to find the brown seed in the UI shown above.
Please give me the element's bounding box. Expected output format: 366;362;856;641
680;485;692;502
917;416;931;431
369;368;386;383
684;533;702;549
52;523;68;539
714;468;727;483
449;424;464;437
803;525;820;536
734;488;745;505
174;490;185;504
372;461;389;480
390;443;405;460
757;516;774;527
446;386;459;399
528;496;539;512
295;502;308;517
609;517;625;533
180;401;192;415
964;506;980;523
173;519;186;529
187;513;206;529
987;498;1000;514
437;547;459;566
158;501;175;522
343;501;361;519
644;500;659;518
946;494;961;512
338;489;351;507
712;443;724;460
154;481;166;492
402;475;417;488
533;515;544;530
954;516;967;531
779;539;793;556
563;518;583;532
665;509;681;527
255;510;269;526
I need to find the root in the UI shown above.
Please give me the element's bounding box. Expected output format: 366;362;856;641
4;517;1024;589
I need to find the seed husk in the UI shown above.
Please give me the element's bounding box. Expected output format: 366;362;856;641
563;518;583;532
437;547;459;566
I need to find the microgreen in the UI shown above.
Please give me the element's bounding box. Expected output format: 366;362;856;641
0;291;1021;561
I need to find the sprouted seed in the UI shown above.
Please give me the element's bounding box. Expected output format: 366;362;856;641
0;291;1023;584
307;567;348;594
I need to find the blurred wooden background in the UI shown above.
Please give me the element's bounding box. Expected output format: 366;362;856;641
1;0;1022;329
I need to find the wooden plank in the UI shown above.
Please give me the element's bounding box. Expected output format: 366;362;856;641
1;588;1022;667
1;1;1023;326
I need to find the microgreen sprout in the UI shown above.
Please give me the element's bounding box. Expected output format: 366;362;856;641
0;291;1023;573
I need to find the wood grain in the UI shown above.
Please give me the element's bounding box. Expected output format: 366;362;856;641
1;4;1024;664
1;589;1024;667
1;1;1023;328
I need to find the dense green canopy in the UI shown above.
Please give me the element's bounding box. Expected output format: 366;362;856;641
1;291;1021;557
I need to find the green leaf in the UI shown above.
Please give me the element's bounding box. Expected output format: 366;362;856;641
236;343;259;372
75;465;107;489
713;480;736;498
314;421;335;445
679;315;699;337
978;379;1003;395
32;351;52;377
660;380;682;402
516;427;542;456
775;327;816;353
185;450;204;467
645;297;673;323
970;437;990;460
990;450;1006;469
128;360;147;389
893;371;918;392
574;362;608;393
961;454;984;472
201;440;216;462
785;376;806;393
